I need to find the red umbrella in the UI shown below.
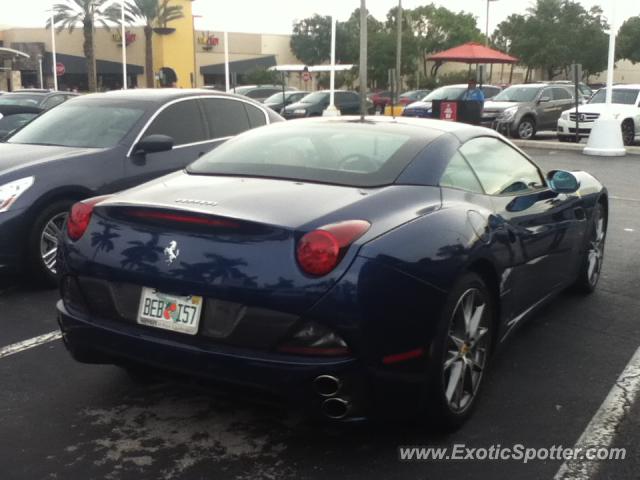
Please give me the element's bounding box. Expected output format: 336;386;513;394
427;42;518;64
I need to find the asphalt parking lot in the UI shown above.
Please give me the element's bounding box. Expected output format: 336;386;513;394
1;148;639;480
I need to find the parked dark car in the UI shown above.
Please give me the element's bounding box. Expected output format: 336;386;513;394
57;116;607;430
0;105;42;139
263;91;310;113
0;89;281;284
281;90;363;119
0;90;78;110
402;84;501;118
230;85;297;102
482;83;576;139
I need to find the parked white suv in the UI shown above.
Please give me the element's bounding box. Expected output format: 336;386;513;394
557;84;640;145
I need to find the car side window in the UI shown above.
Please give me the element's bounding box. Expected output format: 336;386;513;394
540;88;553;101
460;137;545;196
201;98;251;138
440;151;484;194
145;99;207;146
552;88;572;100
244;103;267;128
42;95;65;109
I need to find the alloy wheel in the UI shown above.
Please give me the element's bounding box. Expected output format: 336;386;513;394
40;212;67;275
587;209;606;287
443;288;490;413
518;120;535;139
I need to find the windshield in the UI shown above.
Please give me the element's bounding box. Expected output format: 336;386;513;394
299;92;328;104
0;93;44;107
7;102;145;148
493;86;542;102
589;89;640;105
424;87;467;102
187;123;427;187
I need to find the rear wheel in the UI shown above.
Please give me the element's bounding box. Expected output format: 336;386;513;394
425;272;494;431
622;120;635;146
573;202;607;293
27;199;73;287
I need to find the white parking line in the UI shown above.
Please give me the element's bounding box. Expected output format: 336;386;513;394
554;346;640;479
0;330;62;360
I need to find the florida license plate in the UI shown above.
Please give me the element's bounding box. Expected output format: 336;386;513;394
137;287;203;335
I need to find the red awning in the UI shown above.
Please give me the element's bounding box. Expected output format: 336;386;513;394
427;42;518;64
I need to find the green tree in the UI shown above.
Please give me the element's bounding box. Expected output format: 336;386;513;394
407;4;483;77
118;0;184;88
49;0;115;92
290;14;351;66
492;0;608;80
618;16;640;64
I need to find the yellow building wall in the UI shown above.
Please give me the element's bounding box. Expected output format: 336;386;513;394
152;0;195;88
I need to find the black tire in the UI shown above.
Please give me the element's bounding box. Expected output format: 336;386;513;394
424;272;495;431
573;202;607;294
622;120;635;146
513;117;537;140
27;199;74;287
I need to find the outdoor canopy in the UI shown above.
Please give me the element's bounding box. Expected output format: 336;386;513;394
427;42;518;64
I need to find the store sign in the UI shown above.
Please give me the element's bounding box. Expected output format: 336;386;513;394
197;32;219;51
112;30;137;47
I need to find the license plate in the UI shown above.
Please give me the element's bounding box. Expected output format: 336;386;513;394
137;287;203;335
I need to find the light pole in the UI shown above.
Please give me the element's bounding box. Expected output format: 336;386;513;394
50;12;58;90
359;0;367;119
395;0;402;108
485;0;499;46
37;54;43;89
323;15;340;116
224;31;230;91
120;0;127;89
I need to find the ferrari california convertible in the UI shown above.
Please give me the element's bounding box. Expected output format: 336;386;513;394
56;117;607;429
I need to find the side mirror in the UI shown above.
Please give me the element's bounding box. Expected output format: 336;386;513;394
133;134;174;155
538;96;551;104
547;170;580;194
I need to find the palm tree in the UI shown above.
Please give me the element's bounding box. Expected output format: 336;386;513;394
50;0;115;92
123;0;184;88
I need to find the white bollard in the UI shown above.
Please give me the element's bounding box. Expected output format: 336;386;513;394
583;110;626;157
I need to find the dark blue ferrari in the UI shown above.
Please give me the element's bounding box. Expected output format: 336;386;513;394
56;117;607;429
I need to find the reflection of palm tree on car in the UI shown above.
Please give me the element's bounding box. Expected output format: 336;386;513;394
90;220;121;261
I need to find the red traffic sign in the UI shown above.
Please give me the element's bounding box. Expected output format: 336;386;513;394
302;71;311;82
56;62;65;76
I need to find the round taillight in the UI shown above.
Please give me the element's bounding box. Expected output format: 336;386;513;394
296;220;371;276
296;230;340;276
67;196;111;241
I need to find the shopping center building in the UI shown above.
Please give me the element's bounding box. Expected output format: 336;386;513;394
0;0;303;92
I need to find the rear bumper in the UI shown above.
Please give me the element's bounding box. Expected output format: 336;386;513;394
57;300;425;418
57;300;356;392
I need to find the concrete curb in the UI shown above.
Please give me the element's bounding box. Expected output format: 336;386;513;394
512;139;640;156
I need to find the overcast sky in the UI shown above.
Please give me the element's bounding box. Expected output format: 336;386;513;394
3;0;639;34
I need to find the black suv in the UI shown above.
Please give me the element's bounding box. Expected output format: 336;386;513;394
0;89;281;284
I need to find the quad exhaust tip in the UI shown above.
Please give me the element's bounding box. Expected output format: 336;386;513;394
322;397;350;420
314;375;341;397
